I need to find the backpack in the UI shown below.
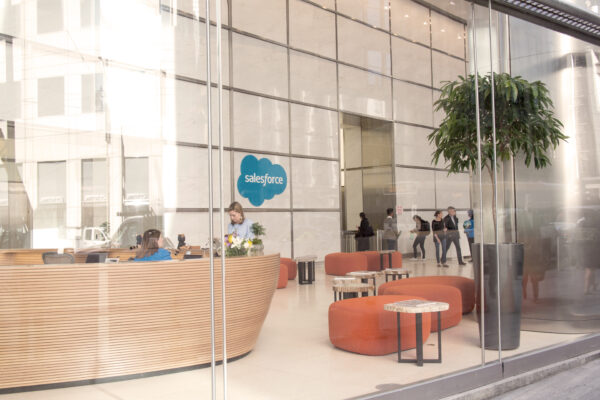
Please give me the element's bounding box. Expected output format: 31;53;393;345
421;220;431;236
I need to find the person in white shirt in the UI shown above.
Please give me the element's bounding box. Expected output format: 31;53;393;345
382;208;399;250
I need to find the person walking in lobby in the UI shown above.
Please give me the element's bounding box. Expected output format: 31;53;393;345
382;208;399;250
134;229;173;262
410;215;429;260
432;210;446;267
228;201;255;240
442;206;466;266
355;212;374;251
463;209;475;259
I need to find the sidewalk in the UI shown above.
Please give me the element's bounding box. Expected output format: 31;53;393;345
494;358;600;399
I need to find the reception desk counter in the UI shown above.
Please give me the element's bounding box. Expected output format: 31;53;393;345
0;253;280;391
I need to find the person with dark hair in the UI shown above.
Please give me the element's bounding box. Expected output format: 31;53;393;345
134;229;172;262
463;209;475;257
410;215;429;260
442;206;466;266
355;212;374;251
382;208;399;250
432;210;446;267
228;201;254;240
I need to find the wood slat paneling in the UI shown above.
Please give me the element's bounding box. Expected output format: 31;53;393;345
0;254;280;390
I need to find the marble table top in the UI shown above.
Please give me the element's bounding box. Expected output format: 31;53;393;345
346;271;380;278
378;250;396;254
332;282;374;293
384;300;449;313
384;268;411;275
332;277;359;284
294;255;317;262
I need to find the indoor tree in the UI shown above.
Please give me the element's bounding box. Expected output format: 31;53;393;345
428;73;567;226
429;72;567;350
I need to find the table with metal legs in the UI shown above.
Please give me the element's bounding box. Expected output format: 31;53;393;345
384;300;449;366
384;268;411;282
378;250;395;271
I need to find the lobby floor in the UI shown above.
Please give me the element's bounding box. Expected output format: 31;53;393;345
1;259;585;400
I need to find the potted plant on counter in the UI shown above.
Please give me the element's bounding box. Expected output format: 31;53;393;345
428;73;566;350
250;222;266;256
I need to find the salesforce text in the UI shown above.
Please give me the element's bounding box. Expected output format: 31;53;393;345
244;173;284;186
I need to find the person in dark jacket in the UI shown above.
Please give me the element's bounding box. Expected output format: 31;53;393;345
442;206;466;266
432;210;446;266
356;212;374;237
410;215;429;259
355;212;374;251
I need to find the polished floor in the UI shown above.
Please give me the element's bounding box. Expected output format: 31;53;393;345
1;259;585;400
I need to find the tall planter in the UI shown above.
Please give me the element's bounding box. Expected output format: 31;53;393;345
472;243;524;350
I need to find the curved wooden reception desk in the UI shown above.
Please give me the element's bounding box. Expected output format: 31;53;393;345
0;253;280;391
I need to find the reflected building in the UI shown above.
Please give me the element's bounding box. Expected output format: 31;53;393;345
510;17;600;332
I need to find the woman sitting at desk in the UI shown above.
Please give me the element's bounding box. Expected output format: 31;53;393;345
228;201;255;240
134;229;172;262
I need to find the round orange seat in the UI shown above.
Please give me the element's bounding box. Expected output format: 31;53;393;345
328;295;431;356
277;264;288;289
384;284;462;332
378;276;475;314
362;251;403;271
324;252;368;276
280;257;297;280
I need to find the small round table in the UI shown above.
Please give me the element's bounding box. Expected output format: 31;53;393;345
384;268;411;282
384;300;449;366
332;282;374;302
346;271;381;295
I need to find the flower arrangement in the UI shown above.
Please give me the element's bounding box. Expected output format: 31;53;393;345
225;234;252;257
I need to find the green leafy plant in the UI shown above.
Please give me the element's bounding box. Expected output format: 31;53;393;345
428;73;567;224
251;222;266;245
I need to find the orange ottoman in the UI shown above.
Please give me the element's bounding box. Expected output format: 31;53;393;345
280;257;297;280
328;295;431;355
363;251;403;271
384;284;462;331
378;276;475;314
277;264;288;289
324;252;368;276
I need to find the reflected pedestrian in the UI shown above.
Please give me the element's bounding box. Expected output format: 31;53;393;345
410;215;429;260
382;208;399;250
463;209;474;258
432;210;446;267
442;206;466;266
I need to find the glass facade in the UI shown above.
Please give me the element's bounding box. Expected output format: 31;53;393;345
0;0;598;399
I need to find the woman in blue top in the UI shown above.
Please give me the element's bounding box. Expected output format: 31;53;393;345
134;229;172;262
227;201;254;240
463;209;475;257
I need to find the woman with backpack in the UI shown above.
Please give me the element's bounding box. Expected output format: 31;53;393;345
410;215;430;260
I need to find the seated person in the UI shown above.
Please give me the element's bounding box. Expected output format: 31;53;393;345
227;201;255;240
133;229;172;262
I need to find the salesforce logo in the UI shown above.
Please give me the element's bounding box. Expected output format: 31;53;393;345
237;155;287;207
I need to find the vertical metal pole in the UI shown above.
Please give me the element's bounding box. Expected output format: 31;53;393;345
488;0;502;361
216;0;228;395
471;3;486;364
205;0;216;398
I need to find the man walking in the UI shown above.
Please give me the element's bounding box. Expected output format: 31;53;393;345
442;206;466;267
382;208;399;250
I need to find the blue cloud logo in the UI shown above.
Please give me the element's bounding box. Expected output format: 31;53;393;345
237;155;287;207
